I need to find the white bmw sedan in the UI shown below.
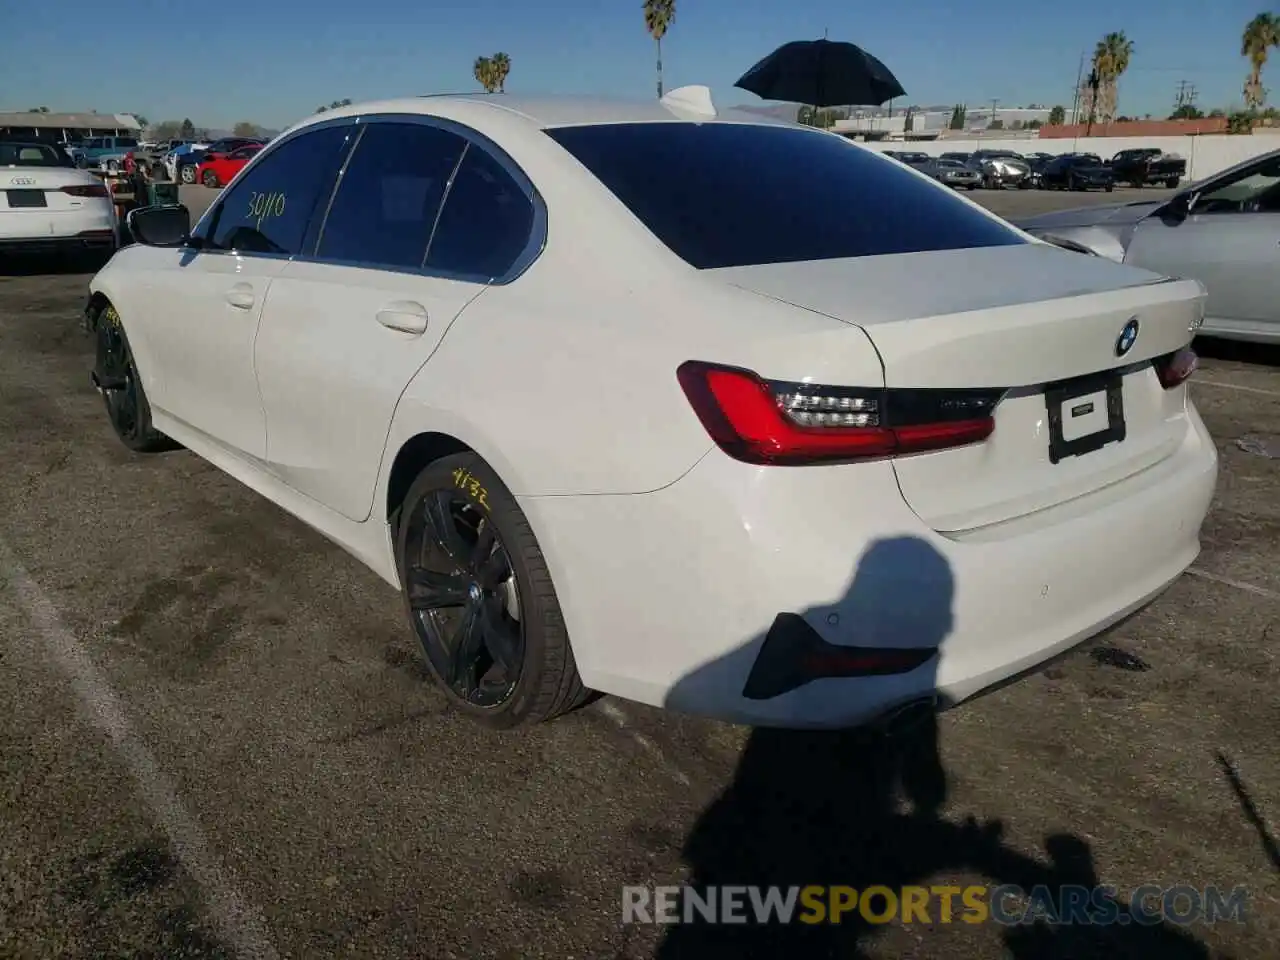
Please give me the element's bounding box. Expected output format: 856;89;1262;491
1;140;117;259
85;92;1217;729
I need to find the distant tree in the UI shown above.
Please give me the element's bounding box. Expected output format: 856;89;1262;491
180;118;195;138
1169;104;1204;120
233;121;260;137
491;52;511;92
27;106;51;113
643;0;677;98
132;114;149;128
903;107;915;132
316;105;328;113
1242;13;1279;109
1008;118;1023;130
1026;119;1043;130
1208;107;1227;117
948;104;966;129
150;120;182;139
1047;104;1066;125
987;118;1004;130
474;56;500;92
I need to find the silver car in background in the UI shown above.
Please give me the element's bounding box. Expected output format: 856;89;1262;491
919;158;981;190
969;150;1032;189
1016;148;1280;344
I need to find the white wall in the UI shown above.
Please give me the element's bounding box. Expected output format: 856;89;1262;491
862;134;1280;181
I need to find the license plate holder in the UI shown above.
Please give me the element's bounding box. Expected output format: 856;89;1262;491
1044;371;1125;464
5;189;47;208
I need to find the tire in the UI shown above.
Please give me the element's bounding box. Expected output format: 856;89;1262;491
1166;178;1180;189
92;304;177;453
394;452;589;728
1105;183;1114;192
179;164;196;184
202;169;220;188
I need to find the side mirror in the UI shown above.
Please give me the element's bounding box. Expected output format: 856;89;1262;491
127;204;191;247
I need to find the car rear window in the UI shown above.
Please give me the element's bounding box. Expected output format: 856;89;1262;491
545;123;1024;269
0;143;73;167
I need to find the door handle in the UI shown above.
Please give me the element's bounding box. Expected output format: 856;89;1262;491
225;283;255;310
376;300;429;335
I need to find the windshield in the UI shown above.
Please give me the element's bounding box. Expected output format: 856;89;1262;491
545;123;1025;269
0;142;74;168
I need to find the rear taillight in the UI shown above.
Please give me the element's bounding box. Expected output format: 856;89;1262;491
1154;347;1197;389
61;184;108;198
676;361;1003;466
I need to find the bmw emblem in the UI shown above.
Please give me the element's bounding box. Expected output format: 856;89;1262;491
1115;317;1139;357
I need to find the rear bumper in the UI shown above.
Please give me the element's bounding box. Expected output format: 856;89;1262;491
521;404;1218;728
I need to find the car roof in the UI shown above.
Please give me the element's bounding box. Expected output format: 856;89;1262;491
293;93;796;131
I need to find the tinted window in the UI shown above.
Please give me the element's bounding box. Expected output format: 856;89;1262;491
118;138;138;148
207;125;352;256
0;143;73;167
317;122;465;269
546;123;1024;269
426;144;535;280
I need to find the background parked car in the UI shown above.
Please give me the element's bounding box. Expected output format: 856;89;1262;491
1110;148;1186;188
1039;154;1115;192
69;136;139;169
174;137;262;184
968;150;1031;189
1016;147;1280;343
918;157;981;189
197;143;263;187
163;141;209;182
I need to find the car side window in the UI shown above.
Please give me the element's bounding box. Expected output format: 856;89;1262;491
1197;159;1280;214
426;143;535;281
203;125;352;256
315;122;467;270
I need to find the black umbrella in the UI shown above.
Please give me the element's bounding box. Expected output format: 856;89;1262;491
734;39;906;109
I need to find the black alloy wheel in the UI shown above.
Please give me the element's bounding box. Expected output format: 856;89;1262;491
402;489;524;708
92;305;174;452
394;453;590;727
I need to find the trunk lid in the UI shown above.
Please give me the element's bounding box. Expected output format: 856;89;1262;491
2;167;103;213
709;243;1204;532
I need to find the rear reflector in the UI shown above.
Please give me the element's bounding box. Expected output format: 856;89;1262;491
61;184;109;198
1153;348;1197;389
677;360;1003;465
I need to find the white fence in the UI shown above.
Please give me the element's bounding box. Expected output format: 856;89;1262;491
863;134;1280;181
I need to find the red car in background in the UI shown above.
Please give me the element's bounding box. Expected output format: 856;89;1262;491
196;143;263;187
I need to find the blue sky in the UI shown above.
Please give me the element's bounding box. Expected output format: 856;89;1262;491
0;0;1263;129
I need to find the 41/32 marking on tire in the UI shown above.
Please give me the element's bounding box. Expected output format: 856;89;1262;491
452;468;490;510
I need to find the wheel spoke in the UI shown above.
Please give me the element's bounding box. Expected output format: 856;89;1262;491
448;602;486;693
424;492;471;565
479;595;521;678
472;524;511;588
406;566;470;611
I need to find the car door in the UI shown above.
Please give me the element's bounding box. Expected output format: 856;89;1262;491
253;117;539;522
134;122;356;459
1124;155;1280;338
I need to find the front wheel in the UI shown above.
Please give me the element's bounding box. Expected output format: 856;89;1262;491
394;453;590;728
92;305;177;453
179;164;196;184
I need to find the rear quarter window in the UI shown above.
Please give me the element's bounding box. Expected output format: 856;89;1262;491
545;123;1025;269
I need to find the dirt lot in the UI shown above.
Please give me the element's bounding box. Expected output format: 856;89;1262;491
1;187;1277;959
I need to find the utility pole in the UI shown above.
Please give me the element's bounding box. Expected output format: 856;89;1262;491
1071;51;1084;125
1173;79;1198;113
990;97;999;134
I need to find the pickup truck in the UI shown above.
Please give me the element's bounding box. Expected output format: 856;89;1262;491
1109;148;1186;188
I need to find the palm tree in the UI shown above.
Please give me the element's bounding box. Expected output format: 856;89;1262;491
1089;32;1134;129
491;52;511;93
643;0;676;98
1242;13;1280;109
474;56;497;93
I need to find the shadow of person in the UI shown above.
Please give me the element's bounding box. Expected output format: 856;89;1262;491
655;536;1211;959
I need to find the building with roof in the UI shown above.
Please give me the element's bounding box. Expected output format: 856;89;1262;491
0;111;143;143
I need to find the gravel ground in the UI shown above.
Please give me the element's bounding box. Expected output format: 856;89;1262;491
0;184;1276;959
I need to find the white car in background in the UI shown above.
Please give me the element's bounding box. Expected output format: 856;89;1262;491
84;91;1217;731
1;140;117;260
